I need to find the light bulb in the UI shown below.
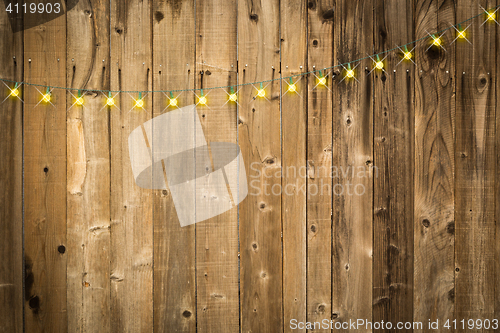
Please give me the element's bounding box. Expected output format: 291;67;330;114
135;99;144;108
458;30;466;39
375;61;384;70
229;93;237;102
76;97;84;106
346;69;355;78
106;97;115;106
199;95;207;105
288;83;297;93
432;37;441;46
10;88;19;97
318;77;327;86
257;89;265;98
487;11;496;21
169;98;178;107
404;51;412;60
42;93;51;103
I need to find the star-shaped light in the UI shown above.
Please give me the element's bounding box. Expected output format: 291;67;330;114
228;87;237;102
106;92;115;106
257;83;265;98
198;90;207;105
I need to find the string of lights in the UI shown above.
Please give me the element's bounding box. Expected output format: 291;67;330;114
1;5;499;109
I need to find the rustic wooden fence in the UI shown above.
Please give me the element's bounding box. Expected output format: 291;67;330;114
0;0;499;332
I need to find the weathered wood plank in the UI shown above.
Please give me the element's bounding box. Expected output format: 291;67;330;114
238;0;283;331
110;0;153;331
152;0;196;332
455;1;496;331
0;8;23;333
372;0;414;329
332;1;374;330
497;0;500;323
195;0;239;331
281;0;308;331
23;10;67;333
305;0;334;331
66;0;111;332
414;0;455;330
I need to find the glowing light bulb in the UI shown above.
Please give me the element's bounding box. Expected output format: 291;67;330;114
105;92;116;107
487;11;496;21
41;87;51;103
458;30;466;39
169;92;178;107
257;83;265;98
288;78;297;93
10;88;19;97
229;87;237;102
198;90;207;105
432;36;441;46
318;76;327;86
345;65;355;79
373;56;384;70
404;51;412;60
74;90;84;106
135;92;144;108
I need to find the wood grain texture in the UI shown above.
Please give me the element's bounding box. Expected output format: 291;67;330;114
195;1;239;332
414;0;455;330
110;0;153;330
0;8;23;333
237;0;283;331
23;10;67;333
66;0;111;332
281;0;308;331
455;1;496;331
305;0;334;331
152;0;196;332
372;0;414;329
3;2;500;331
332;1;374;330
497;0;500;324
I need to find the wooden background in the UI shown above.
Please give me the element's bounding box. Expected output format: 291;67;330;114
0;0;499;332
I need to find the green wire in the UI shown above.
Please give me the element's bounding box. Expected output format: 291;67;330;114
0;4;498;94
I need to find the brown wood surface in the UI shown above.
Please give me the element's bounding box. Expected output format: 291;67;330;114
455;1;496;331
497;0;500;324
332;1;374;331
109;0;154;331
306;0;334;332
281;0;308;331
66;0;111;332
152;0;197;332
238;0;283;331
414;0;456;331
0;7;23;333
372;0;415;330
195;1;239;332
1;1;500;331
23;9;67;333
